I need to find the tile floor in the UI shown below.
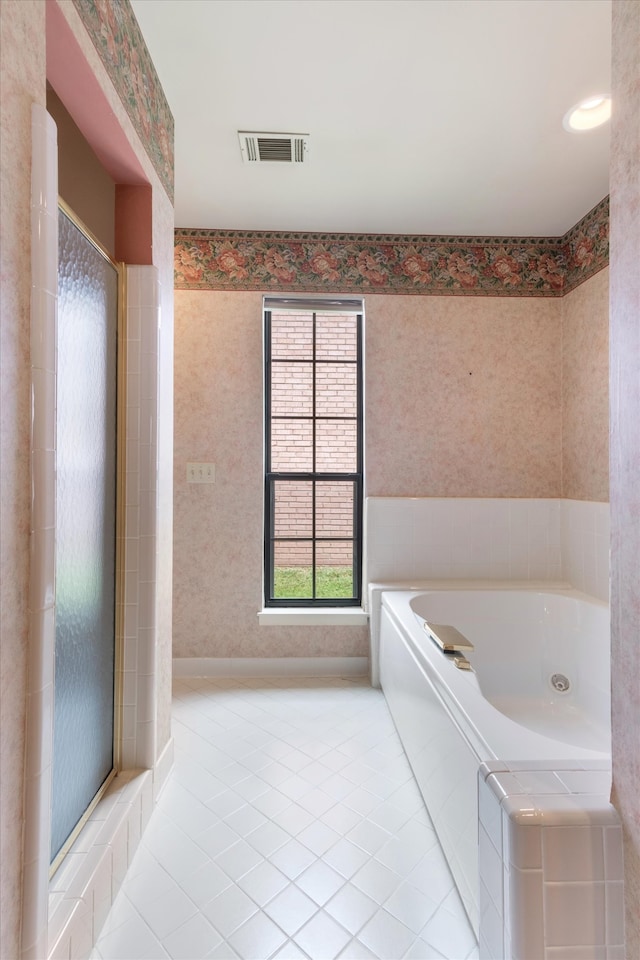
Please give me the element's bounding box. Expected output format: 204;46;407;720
93;677;478;960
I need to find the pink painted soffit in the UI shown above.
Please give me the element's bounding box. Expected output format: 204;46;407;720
46;0;148;187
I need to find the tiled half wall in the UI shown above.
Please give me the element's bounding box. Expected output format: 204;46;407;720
478;762;624;959
365;497;609;602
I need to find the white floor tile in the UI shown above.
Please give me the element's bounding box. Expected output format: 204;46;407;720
214;839;263;881
96;914;166;960
338;940;378;959
367;802;413;834
402;937;447;959
351;859;403;905
95;679;476;960
296;860;346;906
297;820;342;856
136;884;198;941
205;789;247;820
161;912;223;959
251;788;292;819
358;909;415;959
263;883;318;936
321;803;363;836
227;911;287;959
421;906;477;960
236;860;289;906
197;821;240;860
205;941;240;959
322;838;370;879
293;910;352;959
272;802;317;837
245;819;290;857
383;882;440;934
343;788;381;818
271;941;311;959
269;838;317;880
297;787;337;818
202;885;258;939
177;859;232;907
325;883;379;935
374;834;427;875
121;862;175;913
346;820;392;856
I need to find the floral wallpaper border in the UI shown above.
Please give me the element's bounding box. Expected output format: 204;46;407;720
72;0;174;202
175;196;609;297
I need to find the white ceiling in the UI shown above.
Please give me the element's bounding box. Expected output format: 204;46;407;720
131;0;611;237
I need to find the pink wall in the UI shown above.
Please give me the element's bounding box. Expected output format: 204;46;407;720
366;294;562;497
610;1;640;952
0;6;46;955
174;291;369;658
0;2;174;956
173;280;608;660
562;268;610;501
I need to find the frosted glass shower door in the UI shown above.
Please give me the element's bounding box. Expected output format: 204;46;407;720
51;205;120;866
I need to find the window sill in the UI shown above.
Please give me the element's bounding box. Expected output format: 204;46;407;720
258;607;368;626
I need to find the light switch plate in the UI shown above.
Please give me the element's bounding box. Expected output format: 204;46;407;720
186;462;215;483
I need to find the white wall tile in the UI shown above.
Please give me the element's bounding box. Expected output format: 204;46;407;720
508;867;544;958
543;881;606;947
541;826;605;882
366;497;609;600
605;883;625;946
603;827;624;882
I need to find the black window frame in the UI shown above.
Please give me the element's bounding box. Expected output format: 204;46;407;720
263;297;364;607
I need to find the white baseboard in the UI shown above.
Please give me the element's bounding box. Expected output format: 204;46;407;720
172;656;369;679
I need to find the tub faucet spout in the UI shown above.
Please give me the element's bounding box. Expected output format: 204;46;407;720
424;621;474;652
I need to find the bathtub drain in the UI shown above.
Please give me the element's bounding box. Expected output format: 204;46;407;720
550;673;571;693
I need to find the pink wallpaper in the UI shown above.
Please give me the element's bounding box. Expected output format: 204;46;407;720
172;285;611;660
562;269;610;502
0;4;46;957
173;291;368;659
366;294;562;497
610;1;640;953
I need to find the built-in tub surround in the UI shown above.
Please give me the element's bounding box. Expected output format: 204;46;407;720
365;496;609;609
377;587;623;957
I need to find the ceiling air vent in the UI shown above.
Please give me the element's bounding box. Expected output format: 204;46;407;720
238;131;309;164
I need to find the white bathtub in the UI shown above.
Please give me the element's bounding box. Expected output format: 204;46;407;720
376;585;611;936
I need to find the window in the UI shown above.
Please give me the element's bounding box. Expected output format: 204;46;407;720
264;298;364;606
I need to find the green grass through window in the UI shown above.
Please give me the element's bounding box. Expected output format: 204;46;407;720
274;566;353;600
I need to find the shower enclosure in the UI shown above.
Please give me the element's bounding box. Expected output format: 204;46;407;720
50;203;122;870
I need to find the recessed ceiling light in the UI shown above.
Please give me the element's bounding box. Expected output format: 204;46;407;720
563;95;612;132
